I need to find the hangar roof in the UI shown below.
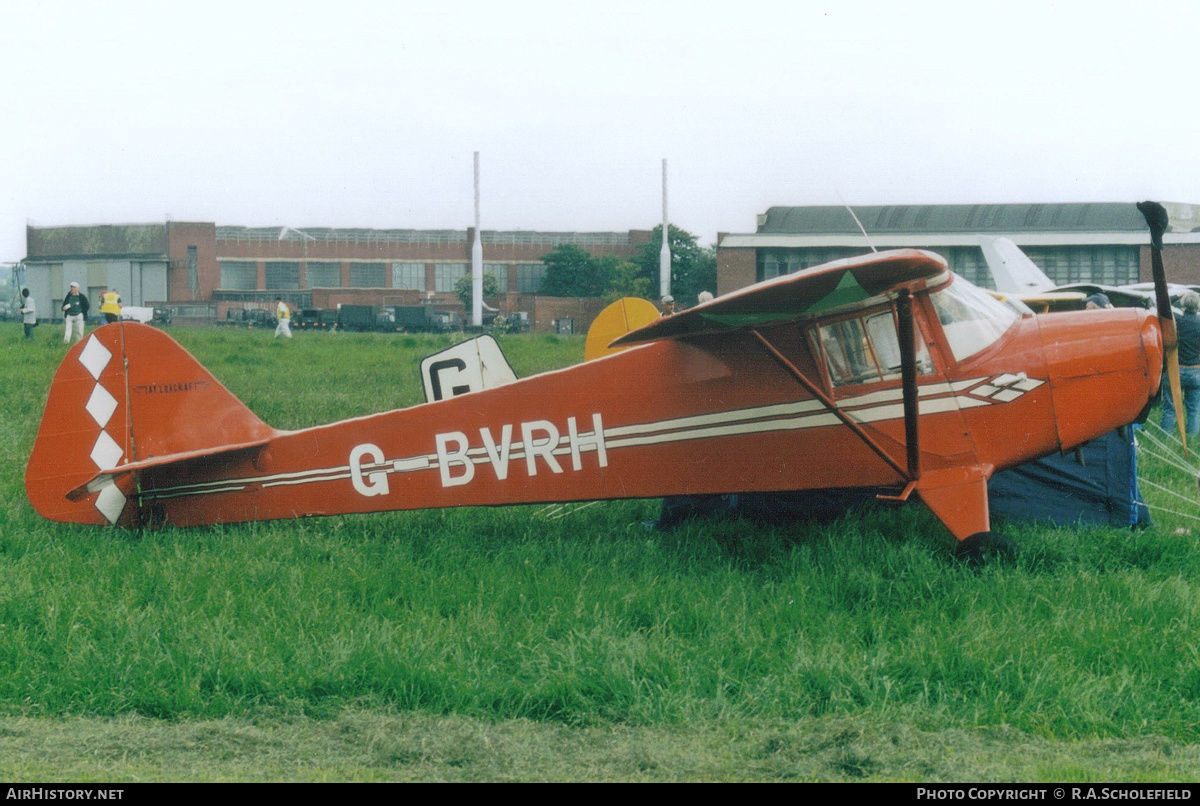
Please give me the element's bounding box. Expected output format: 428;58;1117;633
717;202;1200;249
25;223;168;261
756;203;1173;235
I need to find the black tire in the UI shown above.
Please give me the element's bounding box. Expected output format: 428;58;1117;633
954;531;1019;566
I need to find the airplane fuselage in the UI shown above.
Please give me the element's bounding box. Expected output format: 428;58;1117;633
132;306;1161;535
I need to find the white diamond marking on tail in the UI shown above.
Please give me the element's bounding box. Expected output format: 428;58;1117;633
90;431;124;470
85;385;118;428
78;336;112;380
94;484;127;525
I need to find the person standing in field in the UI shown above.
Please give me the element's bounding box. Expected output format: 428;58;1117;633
274;297;292;339
20;288;36;340
62;282;89;344
1163;291;1200;436
99;287;122;323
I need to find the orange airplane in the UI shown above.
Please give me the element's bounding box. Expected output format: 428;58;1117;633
25;202;1183;560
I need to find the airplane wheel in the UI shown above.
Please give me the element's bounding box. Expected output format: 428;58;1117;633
954;531;1018;566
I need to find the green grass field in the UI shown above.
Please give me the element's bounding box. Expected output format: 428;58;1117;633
3;323;1200;781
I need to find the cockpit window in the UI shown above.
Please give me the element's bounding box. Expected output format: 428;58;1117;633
930;277;1020;362
819;310;933;387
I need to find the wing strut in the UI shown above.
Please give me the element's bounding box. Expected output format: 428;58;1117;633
897;288;921;479
750;329;912;482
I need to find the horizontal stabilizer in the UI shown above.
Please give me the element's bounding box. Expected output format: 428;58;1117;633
611;249;948;347
66;437;272;500
585;297;662;361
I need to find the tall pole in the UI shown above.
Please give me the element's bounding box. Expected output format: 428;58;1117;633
472;151;483;328
659;158;671;300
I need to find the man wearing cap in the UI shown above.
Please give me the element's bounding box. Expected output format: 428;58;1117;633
61;282;89;344
660;295;676;316
1085;293;1114;310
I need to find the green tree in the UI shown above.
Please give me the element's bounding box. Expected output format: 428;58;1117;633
453;272;500;311
600;255;652;304
540;245;652;302
633;224;717;308
539;244;607;297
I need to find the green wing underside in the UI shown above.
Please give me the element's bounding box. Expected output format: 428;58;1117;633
611;250;947;347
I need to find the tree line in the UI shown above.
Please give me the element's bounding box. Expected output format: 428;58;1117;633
456;225;717;310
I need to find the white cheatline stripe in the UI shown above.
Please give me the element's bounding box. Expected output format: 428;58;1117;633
848;396;992;425
607;411;842;450
263;472;354;489
137;375;1044;503
149;485;264;501
604;399;827;439
149;462;366;495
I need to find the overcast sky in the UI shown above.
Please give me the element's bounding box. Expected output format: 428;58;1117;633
3;0;1199;265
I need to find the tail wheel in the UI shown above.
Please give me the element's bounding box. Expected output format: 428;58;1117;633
954;531;1019;566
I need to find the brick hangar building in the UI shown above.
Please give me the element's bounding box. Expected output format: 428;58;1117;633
716;202;1200;296
22;202;1200;333
20;221;655;331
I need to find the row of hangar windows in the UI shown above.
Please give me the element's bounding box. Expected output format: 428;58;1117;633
759;245;1141;289
217;261;550;294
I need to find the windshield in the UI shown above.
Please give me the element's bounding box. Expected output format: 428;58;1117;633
819;309;933;387
930;277;1020;362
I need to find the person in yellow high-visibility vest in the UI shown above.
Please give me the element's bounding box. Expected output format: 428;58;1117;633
100;288;122;324
274;297;292;339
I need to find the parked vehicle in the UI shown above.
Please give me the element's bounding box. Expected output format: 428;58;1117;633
492;311;530;333
389;305;456;333
119;306;172;326
218;308;276;328
217;308;251;327
294;308;336;330
335;304;376;332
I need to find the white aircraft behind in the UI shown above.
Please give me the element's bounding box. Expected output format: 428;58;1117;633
979;235;1056;294
979;235;1173;311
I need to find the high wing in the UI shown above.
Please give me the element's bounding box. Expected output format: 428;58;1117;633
611;249;949;347
990;291;1085;315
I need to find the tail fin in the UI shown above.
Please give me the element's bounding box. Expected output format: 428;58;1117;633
584;297;662;361
979;236;1055;294
26;323;274;526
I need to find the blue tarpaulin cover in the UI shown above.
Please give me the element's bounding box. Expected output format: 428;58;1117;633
988;427;1149;528
655;429;1149;530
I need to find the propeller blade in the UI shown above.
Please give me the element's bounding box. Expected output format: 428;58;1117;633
1165;347;1187;450
1138;201;1187;453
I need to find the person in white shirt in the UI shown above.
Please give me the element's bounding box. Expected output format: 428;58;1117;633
20;288;36;340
